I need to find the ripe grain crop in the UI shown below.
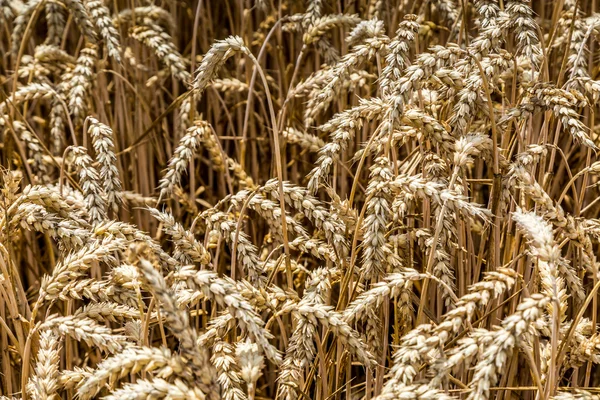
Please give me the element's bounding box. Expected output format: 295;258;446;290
3;0;600;399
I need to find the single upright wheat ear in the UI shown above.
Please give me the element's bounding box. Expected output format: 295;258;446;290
88;117;122;212
68;44;97;126
70;145;107;223
27;331;61;400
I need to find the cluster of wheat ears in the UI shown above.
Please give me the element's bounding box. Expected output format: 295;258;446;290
4;0;600;399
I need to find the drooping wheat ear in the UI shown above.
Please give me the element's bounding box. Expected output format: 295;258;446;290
129;23;190;82
504;0;542;67
513;167;585;300
433;0;461;27
465;294;549;400
17;56;46;80
453;133;493;167
343;269;427;324
233;279;295;316
212;78;250;93
72;302;139;322
114;6;175;30
62;0;98;43
414;228;455;305
552;391;600;400
13;202;89;248
70;145;107;224
0;171;22;208
102;378;206;400
4;185;89;229
305;267;332;304
512;144;548;170
191;119;252;188
304;20;389;126
76;346;189;400
27;331;61;400
395;44;464;98
448;67;490;134
59;367;93;391
303;14;361;45
35;43;76;66
42;314;128;354
289;236;337;262
361;157;401;280
287;67;331;98
212;341;247;400
92;220;178;269
59;278;138;308
37;237;126;304
530;83;597;149
383;268;518;388
68;44;97;126
193;36;247;96
300;0;338;62
88;117;123;212
197;312;235;349
380;14;419;95
45;2;65;46
120;191;156;207
344;16;384;45
157;120;207;202
10;0;43;54
172;265;281;363
202;209;266;286
137;259;218;398
294;302;376;368
564;318;600;369
0;0;22;19
230;190;309;244
109;264;142;291
398;109;455;154
83;0;121;61
513;209;568;319
14;121;49;182
190;119;224;169
469;18;507;58
282;127;324;153
227;159;256;189
262;179;348;255
236;339;264;400
391;173;492;223
148;207;210;265
377;383;457;400
0;82;54;116
307;97;388;194
513;209;568;394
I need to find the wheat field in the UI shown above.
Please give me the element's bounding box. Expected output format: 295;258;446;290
2;0;600;399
